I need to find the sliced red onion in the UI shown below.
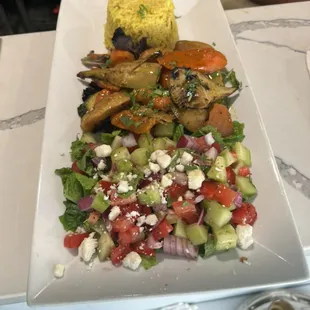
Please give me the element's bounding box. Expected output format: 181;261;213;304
78;196;93;211
177;135;210;153
102;217;112;232
177;135;194;149
234;192;243;208
205;147;218;161
173;172;188;185
147;234;163;249
204;132;215;145
197;207;205;225
121;133;137;148
152;204;168;213
163;235;198;259
195;195;205;204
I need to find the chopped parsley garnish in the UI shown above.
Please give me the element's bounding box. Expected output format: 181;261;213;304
223;69;242;89
212;42;216;46
100;59;112;68
182;201;191;207
137;4;148;18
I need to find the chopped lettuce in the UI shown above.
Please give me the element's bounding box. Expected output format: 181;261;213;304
192;125;224;146
140;255;158;270
59;200;87;232
101;130;122;145
63;173;83;203
76;149;95;177
173;124;184;142
223;121;245;148
75;173;97;196
71;139;87;161
55;167;72;185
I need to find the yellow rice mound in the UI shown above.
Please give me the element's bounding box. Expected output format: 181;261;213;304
104;0;179;50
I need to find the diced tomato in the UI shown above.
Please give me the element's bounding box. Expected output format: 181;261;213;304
87;211;100;225
196;136;210;152
99;180;113;193
71;161;85;175
111;215;135;232
214;184;238;207
226;167;236;185
132;241;155;257
87;142;97;151
200;181;218;200
110;189;137;206
238;166;251;177
110;244;132;266
172;199;199;224
119;226;141;245
63;233;89;248
152;219;173;241
142;206;152;216
165;183;188;200
139;173;161;188
231;202;257;226
212;142;221;153
120;202;142;216
167;146;176;155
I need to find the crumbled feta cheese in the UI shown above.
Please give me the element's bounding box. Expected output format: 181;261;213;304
187;169;205;190
236;224;254;250
149;162;161;174
145;214;158;226
54;264;65;278
178;196;183;202
205;132;215;145
93;173;98;179
137;215;146;226
122;251;142;270
157;154;172;169
176;164;185;172
78;232;98;263
108;206;121;221
184;190;195;199
118;180;129;193
161;173;173;188
126;211;140;218
76;226;86;234
150;150;167;162
94;144;112;157
127;173;137;181
144;167;152;177
97;160;106;170
180;152;193;165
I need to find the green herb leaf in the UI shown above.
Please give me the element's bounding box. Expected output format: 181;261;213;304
166;194;172;208
182;201;191;207
223;121;245;148
101;59;112;69
63;173;84;203
173;124;184;142
101;130;121;145
223;69;242;89
70;139;87;161
168;150;181;169
75;173;97;196
184;165;199;171
192;125;224;147
120;115;135;127
140;255;158;270
76;149;95;177
59;200;88;232
137;4;148;18
55;167;73;186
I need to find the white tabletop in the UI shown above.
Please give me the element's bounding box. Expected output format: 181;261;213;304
0;1;310;309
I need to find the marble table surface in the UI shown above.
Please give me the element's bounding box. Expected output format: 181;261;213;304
0;1;310;309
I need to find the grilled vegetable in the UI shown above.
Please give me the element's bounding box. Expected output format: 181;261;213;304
174;40;213;51
81;92;130;132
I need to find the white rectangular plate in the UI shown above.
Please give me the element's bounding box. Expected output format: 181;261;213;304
27;0;309;307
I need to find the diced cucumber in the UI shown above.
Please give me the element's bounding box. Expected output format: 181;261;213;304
228;203;236;211
91;192;110;213
90;219;106;235
200;238;217;258
111;136;122;151
235;176;257;198
233;142;251;167
204;200;232;229
186;224;208;246
163;137;177;149
115;158;133;173
220;149;237;167
166;213;179;224
111;172;127;183
153;123;176;138
212;224;237;251
111;147;130;163
233;160;245;175
130;148;150;166
80;133;97;144
97;232;115;261
138;133;153;151
207;156;227;183
174;219;187;239
152;138;166;150
137;187;161;206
